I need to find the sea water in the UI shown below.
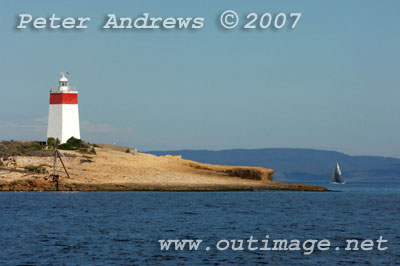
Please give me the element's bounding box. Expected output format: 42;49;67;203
0;182;399;265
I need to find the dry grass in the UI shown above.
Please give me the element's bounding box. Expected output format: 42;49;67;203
0;141;51;158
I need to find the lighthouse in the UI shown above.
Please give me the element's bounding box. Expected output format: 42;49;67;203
47;73;80;144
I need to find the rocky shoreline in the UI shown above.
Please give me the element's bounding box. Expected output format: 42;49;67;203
0;179;328;192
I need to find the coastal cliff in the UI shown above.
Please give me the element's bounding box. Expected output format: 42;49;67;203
0;143;327;191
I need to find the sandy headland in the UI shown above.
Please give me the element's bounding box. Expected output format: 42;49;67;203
0;142;327;192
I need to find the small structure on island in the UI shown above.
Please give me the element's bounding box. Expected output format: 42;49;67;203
47;73;80;144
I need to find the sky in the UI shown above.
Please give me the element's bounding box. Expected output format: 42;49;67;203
0;0;399;157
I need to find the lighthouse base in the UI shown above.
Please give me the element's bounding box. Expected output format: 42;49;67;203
47;104;80;144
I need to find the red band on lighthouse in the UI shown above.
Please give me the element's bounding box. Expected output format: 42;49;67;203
50;93;78;104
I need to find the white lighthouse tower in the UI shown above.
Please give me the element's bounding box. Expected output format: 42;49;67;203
47;73;80;144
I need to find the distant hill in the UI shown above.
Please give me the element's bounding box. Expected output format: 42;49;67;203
146;149;400;182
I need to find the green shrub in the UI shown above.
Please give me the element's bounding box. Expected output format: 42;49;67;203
18;147;27;154
58;143;74;150
47;137;60;148
29;142;43;151
57;138;99;156
58;137;82;150
66;137;82;148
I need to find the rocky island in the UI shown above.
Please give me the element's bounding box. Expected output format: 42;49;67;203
0;140;327;192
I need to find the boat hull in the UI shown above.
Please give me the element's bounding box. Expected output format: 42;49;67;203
331;182;346;184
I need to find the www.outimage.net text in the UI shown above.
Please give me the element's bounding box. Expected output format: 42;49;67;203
159;235;388;255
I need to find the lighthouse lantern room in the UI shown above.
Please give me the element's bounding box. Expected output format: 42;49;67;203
47;73;80;144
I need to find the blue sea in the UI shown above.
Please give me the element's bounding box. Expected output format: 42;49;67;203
0;182;399;265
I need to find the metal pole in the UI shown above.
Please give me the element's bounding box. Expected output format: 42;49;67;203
53;149;58;176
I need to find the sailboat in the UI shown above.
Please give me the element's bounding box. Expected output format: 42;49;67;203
331;163;345;184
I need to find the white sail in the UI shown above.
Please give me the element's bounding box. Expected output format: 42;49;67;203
332;163;345;184
336;163;342;176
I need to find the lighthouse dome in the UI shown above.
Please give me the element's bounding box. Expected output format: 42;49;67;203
59;73;69;82
58;73;69;90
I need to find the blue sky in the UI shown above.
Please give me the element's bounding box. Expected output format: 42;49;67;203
0;0;399;157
